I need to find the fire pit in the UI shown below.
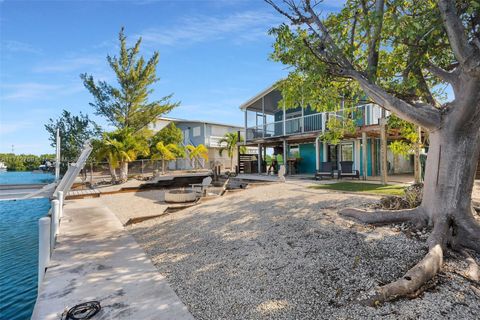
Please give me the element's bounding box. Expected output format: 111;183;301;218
164;189;197;203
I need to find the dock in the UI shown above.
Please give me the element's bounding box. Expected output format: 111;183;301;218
32;198;193;320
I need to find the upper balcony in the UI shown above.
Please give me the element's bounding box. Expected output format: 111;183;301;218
240;87;386;143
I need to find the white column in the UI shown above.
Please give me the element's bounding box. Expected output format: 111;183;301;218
323;143;328;162
301;105;304;133
51;200;60;252
283;140;288;175
321;113;326;133
57;191;64;219
262;97;265;138
38;217;51;288
55;128;61;181
257;144;262;174
315;137;320;171
244;109;248;139
355;139;361;172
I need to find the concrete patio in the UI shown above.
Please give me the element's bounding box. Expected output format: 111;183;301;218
32;198;193;320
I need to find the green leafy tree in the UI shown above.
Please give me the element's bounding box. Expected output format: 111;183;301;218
149;123;184;153
152;142;184;174
186;144;209;169
267;0;480;303
81;28;178;133
388;115;421;156
218;132;246;169
320;113;357;145
45;110;100;172
94;129;149;182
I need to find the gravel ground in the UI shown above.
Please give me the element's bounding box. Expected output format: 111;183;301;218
126;182;480;320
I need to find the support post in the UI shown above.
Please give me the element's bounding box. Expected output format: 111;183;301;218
283;140;287;175
315;137;321;171
323;143;328;162
55;128;61;182
414;126;422;184
283;101;286;136
262;97;265;138
380;114;388;185
257;144;262;174
362;132;368;180
38;217;51;288
57;191;64;219
51;200;60;253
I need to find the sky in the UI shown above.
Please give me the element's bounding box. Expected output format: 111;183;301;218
0;0;290;154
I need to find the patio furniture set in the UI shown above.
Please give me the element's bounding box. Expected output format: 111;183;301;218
314;161;360;180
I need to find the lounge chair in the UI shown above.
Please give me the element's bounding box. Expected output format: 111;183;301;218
338;161;360;179
315;162;334;180
190;176;213;196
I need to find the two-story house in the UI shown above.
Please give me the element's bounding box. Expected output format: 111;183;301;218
150;117;244;170
240;85;413;177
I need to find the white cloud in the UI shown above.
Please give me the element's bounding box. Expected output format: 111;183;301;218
33;56;103;73
0;122;32;135
0;82;83;101
139;10;282;47
2;40;41;54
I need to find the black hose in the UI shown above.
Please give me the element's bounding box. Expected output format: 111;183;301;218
61;301;101;320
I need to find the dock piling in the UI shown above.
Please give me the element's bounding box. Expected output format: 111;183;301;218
38;217;51;288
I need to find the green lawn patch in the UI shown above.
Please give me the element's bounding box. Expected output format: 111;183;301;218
310;182;405;196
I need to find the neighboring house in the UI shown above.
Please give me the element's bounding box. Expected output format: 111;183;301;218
240;85;414;177
149;117;244;170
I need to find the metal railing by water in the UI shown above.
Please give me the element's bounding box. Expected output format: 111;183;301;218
37;140;93;290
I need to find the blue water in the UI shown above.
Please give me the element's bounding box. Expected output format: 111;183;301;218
0;171;54;185
0;198;51;320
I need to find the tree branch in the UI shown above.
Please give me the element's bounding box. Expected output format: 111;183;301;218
426;62;458;84
348;70;442;129
437;0;480;69
267;0;442;129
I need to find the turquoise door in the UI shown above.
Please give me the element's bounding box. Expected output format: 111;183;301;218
299;143;316;174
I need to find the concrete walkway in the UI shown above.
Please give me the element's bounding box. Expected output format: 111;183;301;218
32;198;193;320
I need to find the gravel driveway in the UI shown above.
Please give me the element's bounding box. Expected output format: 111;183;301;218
127;182;480;320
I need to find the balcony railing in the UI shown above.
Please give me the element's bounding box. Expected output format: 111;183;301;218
245;104;384;142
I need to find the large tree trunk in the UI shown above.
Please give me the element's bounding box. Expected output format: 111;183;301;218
108;162;118;183
118;161;129;183
342;120;480;303
420;125;480;248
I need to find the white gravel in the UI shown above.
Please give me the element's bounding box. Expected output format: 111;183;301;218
126;182;480;320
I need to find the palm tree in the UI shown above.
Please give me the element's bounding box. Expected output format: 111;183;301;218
95;129;149;183
185;144;208;169
218;132;246;170
151;142;184;174
92;137;120;182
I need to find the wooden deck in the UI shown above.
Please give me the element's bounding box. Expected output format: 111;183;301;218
66;188;101;199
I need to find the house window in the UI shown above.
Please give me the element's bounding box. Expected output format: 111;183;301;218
341;143;353;161
211;125;228;136
192;126;201;137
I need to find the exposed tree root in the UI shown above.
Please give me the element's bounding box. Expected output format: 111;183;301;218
461;250;479;282
453;214;480;254
339;204;480;304
367;224;447;305
339;207;425;227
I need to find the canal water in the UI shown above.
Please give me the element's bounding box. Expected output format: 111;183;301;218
0;172;53;319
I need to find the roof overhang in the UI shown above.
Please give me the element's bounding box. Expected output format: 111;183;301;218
239;84;283;114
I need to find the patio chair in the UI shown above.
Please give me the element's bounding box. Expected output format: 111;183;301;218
315;162;334;180
190;176;213;196
338;161;360;179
